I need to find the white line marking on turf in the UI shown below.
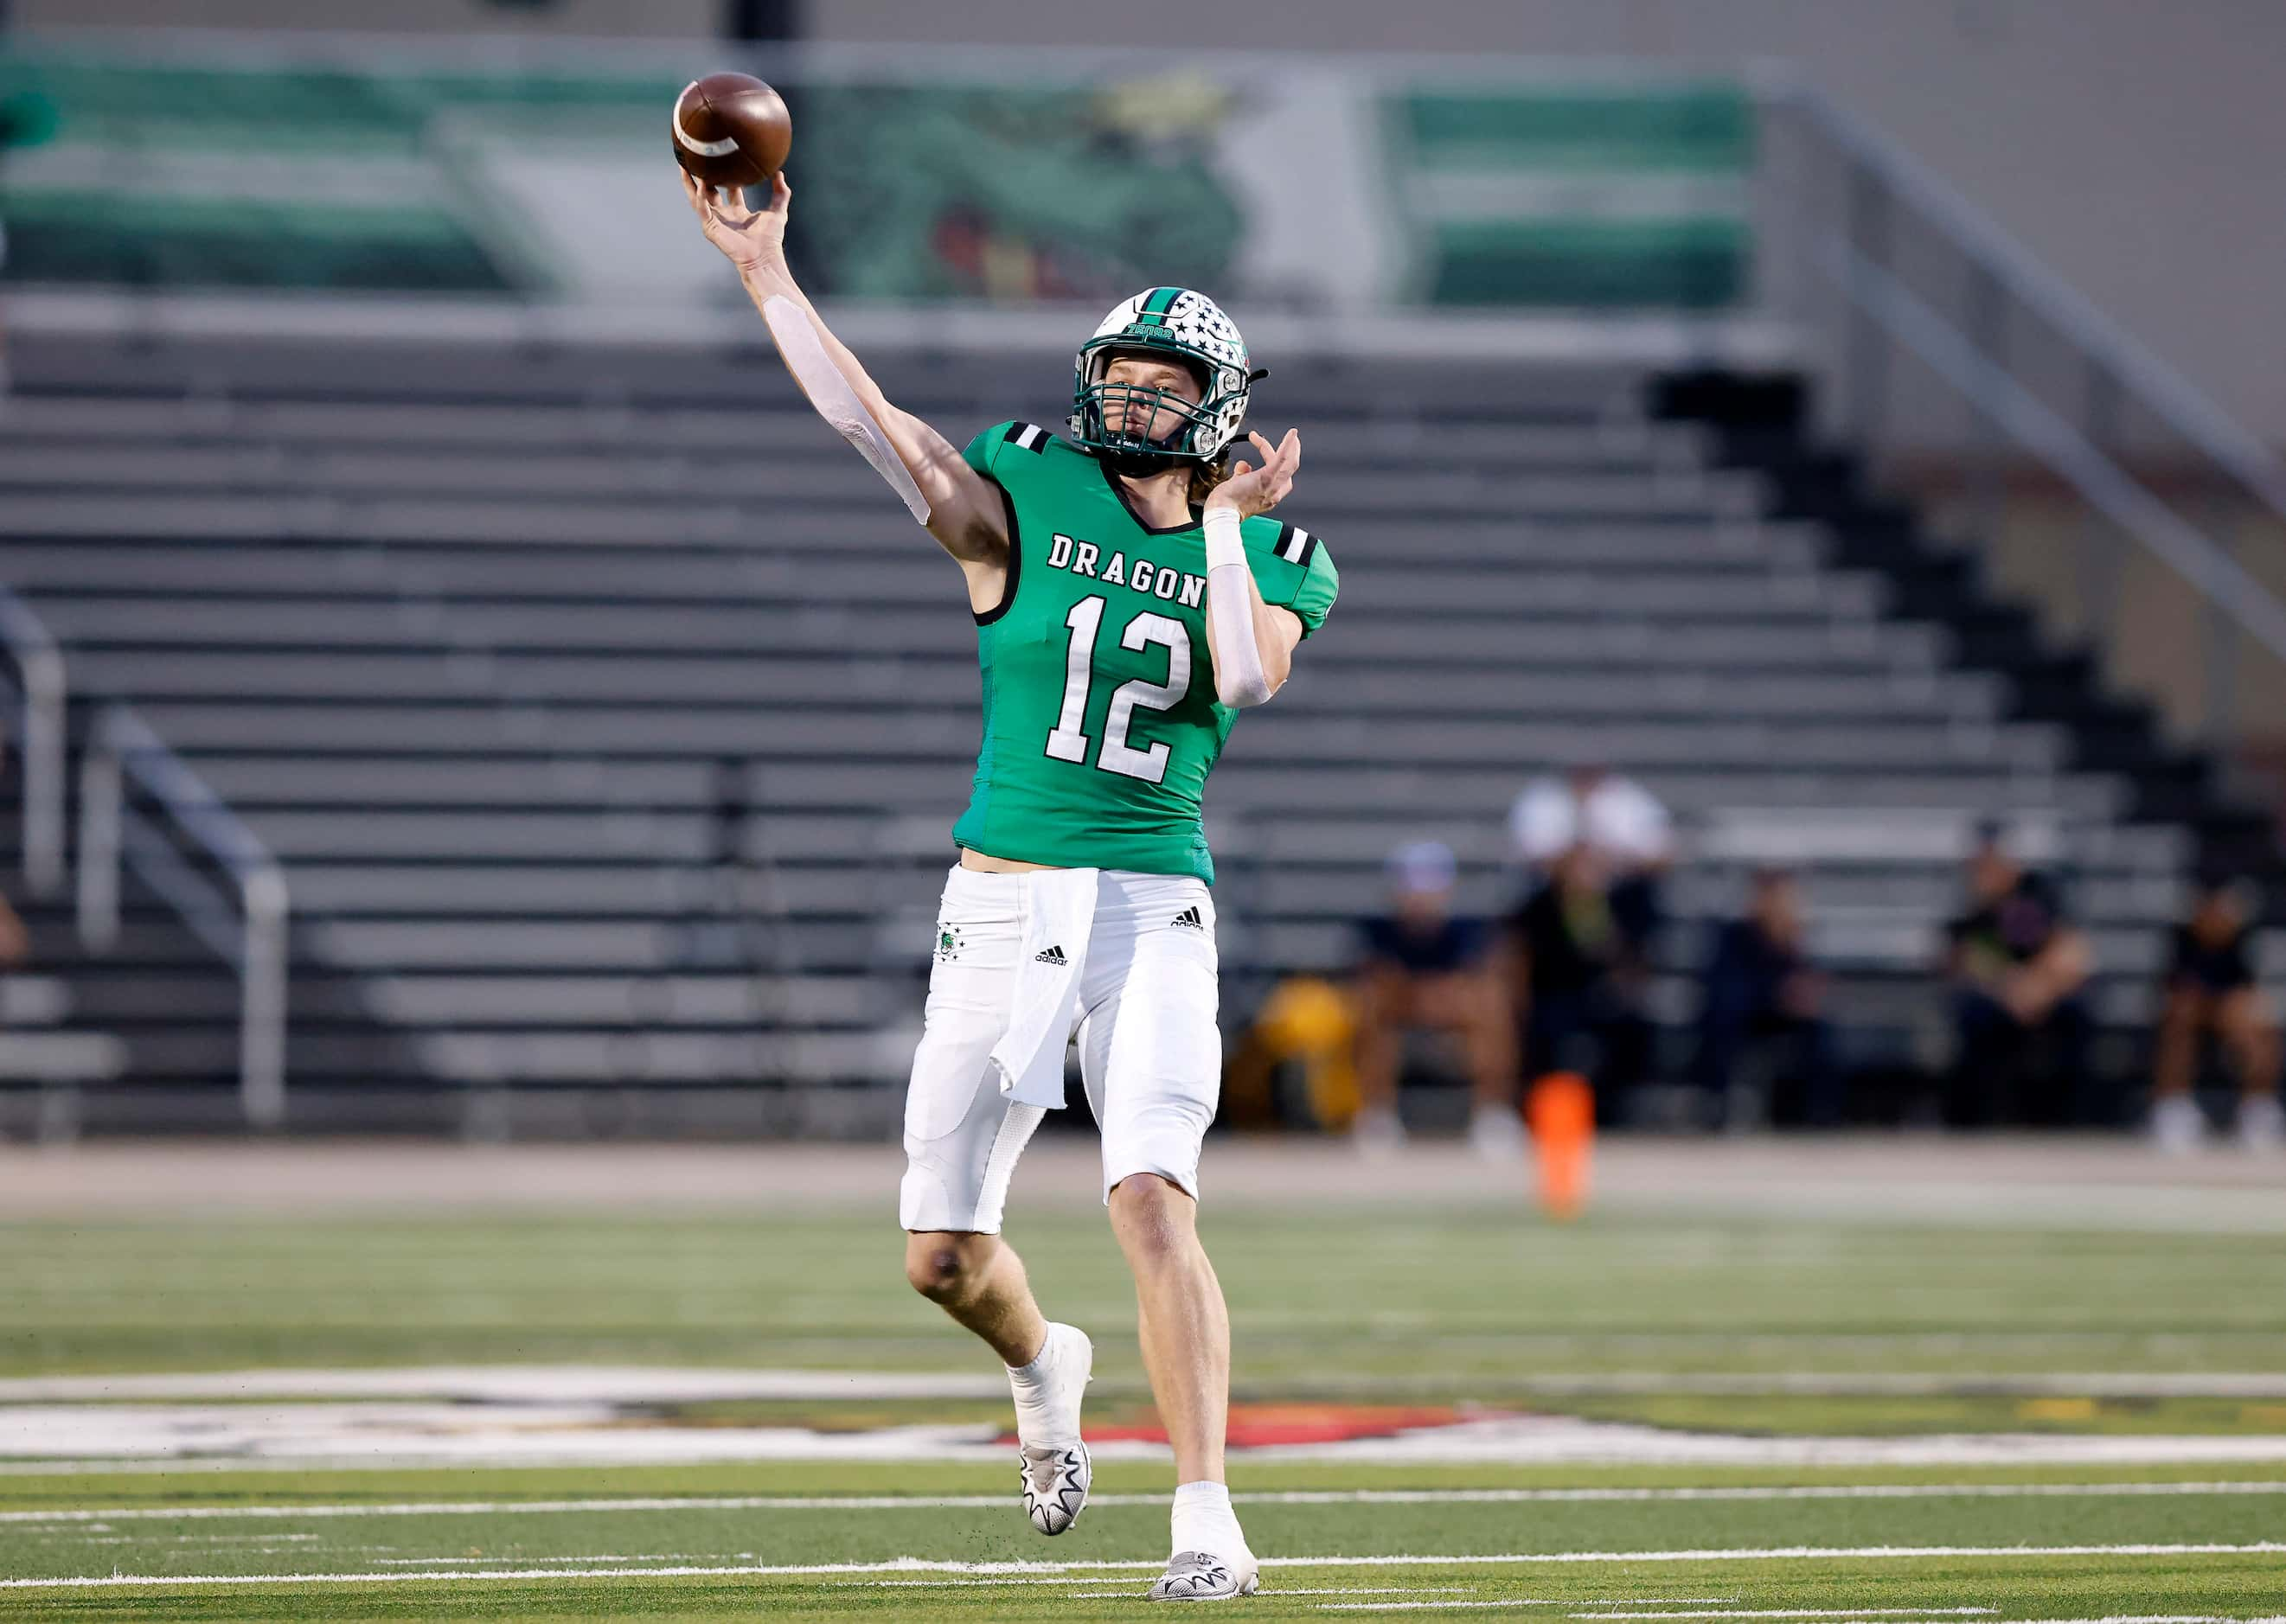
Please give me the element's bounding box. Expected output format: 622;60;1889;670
3;1543;2284;1590
1319;1603;1557;1612
1574;1612;1996;1619
1507;1373;2286;1397
14;1432;2286;1471
0;1367;1009;1404
369;1555;696;1566
1314;1608;1745;1616
1067;1588;1471;1599
11;1480;2286;1525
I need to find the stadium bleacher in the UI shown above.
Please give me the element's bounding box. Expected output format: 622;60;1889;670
0;329;2275;1133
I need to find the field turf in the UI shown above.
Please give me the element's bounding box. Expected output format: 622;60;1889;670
0;1140;2281;1618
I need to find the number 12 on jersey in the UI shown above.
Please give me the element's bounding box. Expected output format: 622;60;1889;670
1043;595;1192;785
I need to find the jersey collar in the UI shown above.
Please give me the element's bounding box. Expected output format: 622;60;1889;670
1097;453;1203;537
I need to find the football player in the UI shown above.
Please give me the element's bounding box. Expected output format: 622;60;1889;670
688;171;1336;1601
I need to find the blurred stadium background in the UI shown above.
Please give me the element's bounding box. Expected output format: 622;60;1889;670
0;3;2283;1141
1;3;2284;1618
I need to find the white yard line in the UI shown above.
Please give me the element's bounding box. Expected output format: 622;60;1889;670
0;1542;2282;1590
10;1365;2286;1404
368;1554;702;1566
1573;1612;1995;1620
1318;1603;1562;1612
1067;1588;1472;1599
10;1427;2286;1471
1506;1374;2286;1397
0;1367;1007;1404
7;1480;2286;1525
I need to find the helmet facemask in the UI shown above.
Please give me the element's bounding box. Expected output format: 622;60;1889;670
1075;357;1229;469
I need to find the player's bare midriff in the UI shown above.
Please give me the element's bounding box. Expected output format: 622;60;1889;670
959;849;1065;874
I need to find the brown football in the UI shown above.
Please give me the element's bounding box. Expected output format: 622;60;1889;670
671;73;791;189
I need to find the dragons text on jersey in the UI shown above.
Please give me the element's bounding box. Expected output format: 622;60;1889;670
1045;534;1208;610
954;419;1338;884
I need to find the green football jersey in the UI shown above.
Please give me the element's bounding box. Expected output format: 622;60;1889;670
951;419;1339;884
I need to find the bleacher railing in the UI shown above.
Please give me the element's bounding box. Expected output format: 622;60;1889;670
76;706;289;1127
1759;84;2286;753
0;586;67;897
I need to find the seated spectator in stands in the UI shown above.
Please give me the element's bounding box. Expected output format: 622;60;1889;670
1351;841;1516;1158
0;891;26;970
1506;842;1655;1125
0;91;55;400
2150;873;2283;1154
1943;825;2094;1127
1508;763;1673;951
1694;866;1839;1128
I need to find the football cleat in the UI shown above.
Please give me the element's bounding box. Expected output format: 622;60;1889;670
1019;1440;1092;1536
1011;1322;1094;1535
1147;1549;1261;1602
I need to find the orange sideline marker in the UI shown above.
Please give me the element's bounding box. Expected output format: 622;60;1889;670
1526;1071;1594;1220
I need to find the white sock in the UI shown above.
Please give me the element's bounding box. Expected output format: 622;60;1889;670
1170;1479;1249;1560
1007;1323;1079;1445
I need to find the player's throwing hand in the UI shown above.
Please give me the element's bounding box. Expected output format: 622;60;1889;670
1205;428;1302;521
682;169;791;275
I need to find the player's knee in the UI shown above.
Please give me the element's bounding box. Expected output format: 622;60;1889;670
904;1233;985;1302
1108;1173;1194;1265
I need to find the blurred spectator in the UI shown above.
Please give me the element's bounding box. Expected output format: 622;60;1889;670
1505;843;1654;1125
0;892;27;970
1694;866;1839;1128
1943;825;2093;1127
675;756;758;969
1351;841;1517;1158
2150;874;2283;1154
0;91;59;400
1508;763;1671;950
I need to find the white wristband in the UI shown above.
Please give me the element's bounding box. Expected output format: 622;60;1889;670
1203;504;1246;571
1201;506;1272;708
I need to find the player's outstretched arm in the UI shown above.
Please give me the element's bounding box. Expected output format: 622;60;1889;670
1201;429;1308;707
681;173;1008;574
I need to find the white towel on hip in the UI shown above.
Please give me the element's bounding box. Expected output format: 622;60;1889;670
989;866;1099;1110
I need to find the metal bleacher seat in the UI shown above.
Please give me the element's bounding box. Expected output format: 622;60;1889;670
0;329;2257;1129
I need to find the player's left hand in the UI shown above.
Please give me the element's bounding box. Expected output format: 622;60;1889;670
1205;429;1300;521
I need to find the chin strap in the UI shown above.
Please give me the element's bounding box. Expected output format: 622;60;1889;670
1103;446;1184;477
1203;507;1272;708
762;295;931;524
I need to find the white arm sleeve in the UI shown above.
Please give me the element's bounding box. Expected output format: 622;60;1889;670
1203;507;1272;708
761;295;931;525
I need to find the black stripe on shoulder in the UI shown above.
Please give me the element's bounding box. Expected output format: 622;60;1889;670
1001;421;1050;454
1272;520;1317;567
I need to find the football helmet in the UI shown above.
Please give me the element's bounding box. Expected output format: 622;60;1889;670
1069;286;1253;466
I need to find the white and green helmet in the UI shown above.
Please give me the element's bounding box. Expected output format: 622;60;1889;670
1070;286;1254;464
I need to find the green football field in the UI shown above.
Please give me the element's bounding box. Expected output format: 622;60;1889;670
1;1138;2283;1619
